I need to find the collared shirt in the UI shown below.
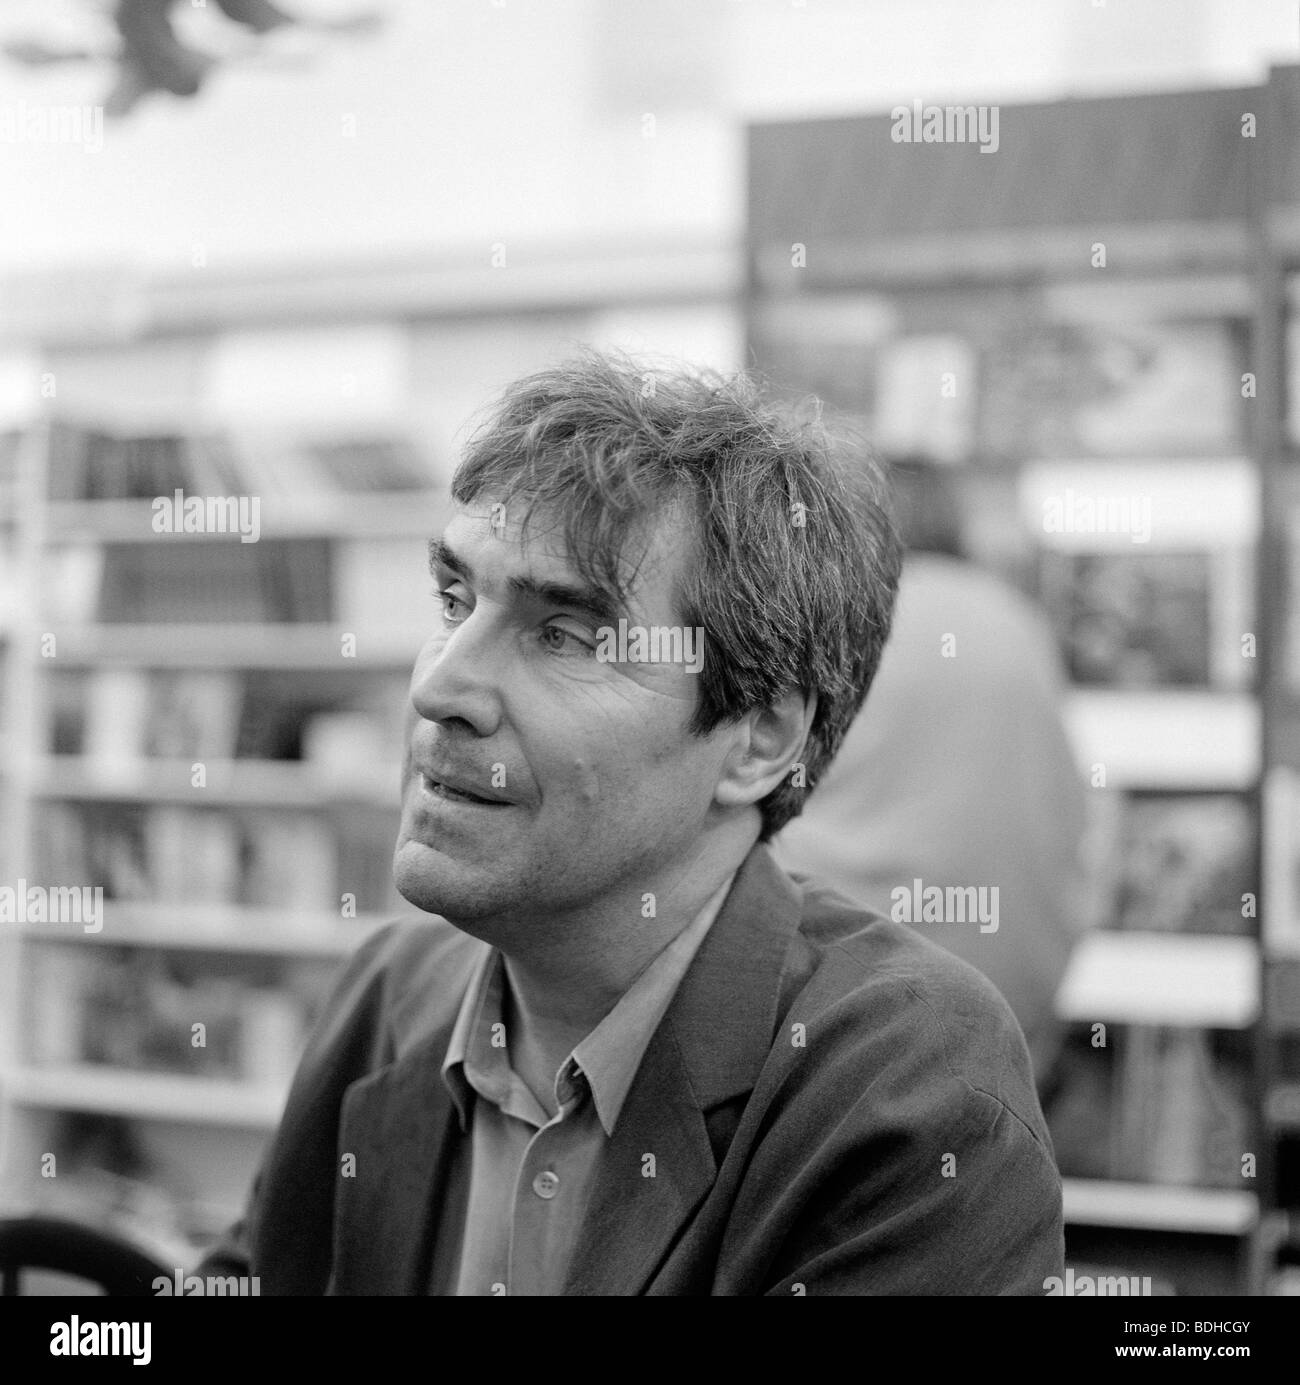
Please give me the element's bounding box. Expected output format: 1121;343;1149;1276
440;875;735;1296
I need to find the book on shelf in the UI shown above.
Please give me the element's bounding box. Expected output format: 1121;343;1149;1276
44;670;89;756
0;427;22;495
1036;548;1252;690
181;432;249;497
1112;1028;1253;1189
238;988;310;1087
221;430;331;499
44;663;401;778
95;539;333;624
35;802;348;915
47;426;198;503
301;435;434;492
146;809;242;906
83;669;152;771
45;418;440;505
97;543;265;624
44;804;154;903
143;671;244;761
301;708;399;781
24;947;316;1085
1046;1025;1254;1192
981;318;1242;462
45;421;93;502
239;811;338;914
0;535;14;628
1279;503;1300;693
41;542;104;625
233;682;311;761
1264;767;1300;956
871;332;978;464
25;946;93;1066
235;673;407;764
50;669;244;763
260;539;334;624
1107;792;1256;936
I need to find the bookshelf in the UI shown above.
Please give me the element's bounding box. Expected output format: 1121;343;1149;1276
6;1066;287;1131
32;756;397;808
42;624;417;671
1062;690;1260;791
46;491;445;543
1055;934;1260;1032
1061;1180;1260;1238
0;414;438;1252
744;74;1296;1294
14;907;384;958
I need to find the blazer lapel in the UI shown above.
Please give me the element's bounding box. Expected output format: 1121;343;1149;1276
564;844;806;1295
562;1021;716;1295
330;1027;466;1295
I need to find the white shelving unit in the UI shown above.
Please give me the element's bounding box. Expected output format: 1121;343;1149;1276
1063;690;1261;792
6;1066;287;1131
15;908;385;958
0;421;425;1246
32;755;399;808
43;624;418;671
46;491;446;543
1061;1179;1260;1238
1034;460;1267;1282
1055;933;1261;1031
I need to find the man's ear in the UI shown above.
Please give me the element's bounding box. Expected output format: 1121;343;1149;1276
714;689;818;812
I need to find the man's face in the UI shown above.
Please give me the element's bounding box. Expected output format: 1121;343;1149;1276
393;498;737;932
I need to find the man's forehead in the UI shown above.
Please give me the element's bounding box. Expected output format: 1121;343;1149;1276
444;502;583;573
439;500;688;604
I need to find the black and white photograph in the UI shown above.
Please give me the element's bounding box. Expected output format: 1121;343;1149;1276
0;0;1296;1358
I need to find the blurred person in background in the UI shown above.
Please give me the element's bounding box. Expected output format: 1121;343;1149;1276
776;455;1088;1091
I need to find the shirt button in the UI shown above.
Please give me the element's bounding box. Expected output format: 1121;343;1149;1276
532;1170;560;1199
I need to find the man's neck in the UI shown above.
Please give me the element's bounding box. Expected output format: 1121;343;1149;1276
497;825;757;1102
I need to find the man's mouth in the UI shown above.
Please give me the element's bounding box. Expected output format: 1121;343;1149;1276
419;772;512;807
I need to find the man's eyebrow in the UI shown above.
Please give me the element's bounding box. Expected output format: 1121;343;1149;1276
507;574;622;625
428;538;469;580
428;539;622;624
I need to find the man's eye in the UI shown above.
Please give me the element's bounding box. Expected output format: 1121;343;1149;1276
436;588;469;623
539;622;595;654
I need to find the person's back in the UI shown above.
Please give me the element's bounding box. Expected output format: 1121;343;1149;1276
776;550;1087;1083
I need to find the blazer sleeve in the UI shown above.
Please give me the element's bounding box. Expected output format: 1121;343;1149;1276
193;922;407;1292
759;1080;1063;1296
716;950;1065;1296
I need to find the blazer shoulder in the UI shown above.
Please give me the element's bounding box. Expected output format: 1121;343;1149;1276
713;870;1063;1293
782;879;1049;1145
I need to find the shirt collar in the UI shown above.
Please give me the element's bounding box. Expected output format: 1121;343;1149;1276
441;872;736;1137
440;943;495;1132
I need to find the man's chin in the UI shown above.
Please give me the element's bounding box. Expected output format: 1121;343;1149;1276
392;838;508;923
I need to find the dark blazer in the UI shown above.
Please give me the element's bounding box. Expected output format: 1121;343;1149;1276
202;843;1064;1294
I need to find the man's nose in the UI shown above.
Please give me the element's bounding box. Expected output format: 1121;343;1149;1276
409;610;505;737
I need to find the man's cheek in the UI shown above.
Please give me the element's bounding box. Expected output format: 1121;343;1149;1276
600;659;700;707
570;760;603;804
532;754;604;807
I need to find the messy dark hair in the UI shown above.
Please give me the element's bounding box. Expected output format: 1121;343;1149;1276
451;350;901;839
